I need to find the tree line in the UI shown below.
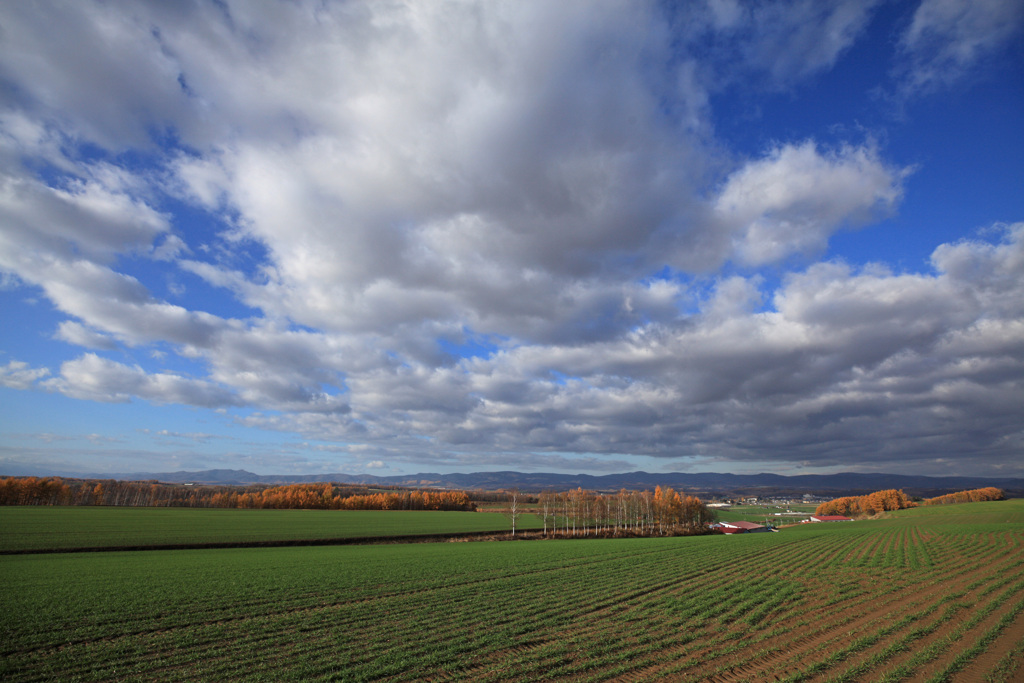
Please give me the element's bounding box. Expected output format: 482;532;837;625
507;486;715;538
815;489;915;517
815;486;1006;517
921;487;1004;506
0;476;475;511
210;485;475;511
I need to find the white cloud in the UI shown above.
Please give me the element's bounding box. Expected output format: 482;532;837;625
152;234;189;262
715;141;907;265
898;0;1024;93
278;223;1022;468
0;360;50;390
45;353;243;408
164;2;707;342
666;0;883;91
0;1;194;149
740;0;881;86
54;321;119;351
0;1;904;348
213;217;1023;474
0;159;170;265
150;430;226;443
35;261;229;349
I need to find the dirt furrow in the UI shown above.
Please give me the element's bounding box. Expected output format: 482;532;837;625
797;553;1024;683
949;603;1024;682
902;584;1024;682
591;576;902;682
672;539;1019;683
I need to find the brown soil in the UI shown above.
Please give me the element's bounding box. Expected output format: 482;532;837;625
905;588;1024;682
605;542;1021;683
949;606;1024;682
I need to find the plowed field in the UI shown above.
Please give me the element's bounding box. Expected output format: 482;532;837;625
1;500;1021;681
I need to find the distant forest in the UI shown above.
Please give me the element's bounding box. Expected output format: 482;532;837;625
0;476;476;511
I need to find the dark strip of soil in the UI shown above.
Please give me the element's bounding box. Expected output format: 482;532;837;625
1;530;514;554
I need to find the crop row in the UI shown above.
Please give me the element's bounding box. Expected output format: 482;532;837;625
0;506;531;551
2;502;1022;681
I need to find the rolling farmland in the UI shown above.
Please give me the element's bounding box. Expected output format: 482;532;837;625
0;506;535;552
1;500;1022;681
714;503;818;525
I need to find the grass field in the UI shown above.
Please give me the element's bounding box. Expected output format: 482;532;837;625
0;506;536;551
1;500;1023;681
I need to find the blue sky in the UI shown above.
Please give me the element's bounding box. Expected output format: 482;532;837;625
1;0;1022;478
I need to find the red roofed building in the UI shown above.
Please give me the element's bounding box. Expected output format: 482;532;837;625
809;515;853;522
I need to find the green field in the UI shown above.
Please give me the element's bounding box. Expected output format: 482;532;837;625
0;506;537;552
2;500;1023;681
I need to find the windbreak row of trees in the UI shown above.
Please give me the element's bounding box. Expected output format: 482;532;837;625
921;487;1004;506
0;477;154;507
523;486;714;537
816;485;1009;517
210;485;475;511
0;476;475;511
815;489;916;517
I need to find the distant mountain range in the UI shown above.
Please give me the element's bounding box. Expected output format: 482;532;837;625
84;468;1024;498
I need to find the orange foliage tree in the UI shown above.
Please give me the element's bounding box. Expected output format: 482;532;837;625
815;489;915;517
535;486;714;537
0;476;475;511
922;487;1004;506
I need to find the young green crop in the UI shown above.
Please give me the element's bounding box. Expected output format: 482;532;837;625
1;499;1021;681
0;505;541;551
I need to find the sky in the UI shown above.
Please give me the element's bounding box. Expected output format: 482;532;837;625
1;0;1022;479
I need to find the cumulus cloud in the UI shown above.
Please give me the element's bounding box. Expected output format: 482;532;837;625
283;223;1021;470
160;2;708;343
54;321;119;351
45;353;243;407
0;1;902;350
35;261;228;349
715;141;907;265
0;159;169;265
0;1;196;149
0;1;1021;476
0;360;50;390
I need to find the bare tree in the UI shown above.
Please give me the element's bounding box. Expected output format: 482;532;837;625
505;488;521;538
539;490;553;536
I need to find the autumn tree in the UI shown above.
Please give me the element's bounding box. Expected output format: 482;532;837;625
816;489;915;517
923;487;1004;506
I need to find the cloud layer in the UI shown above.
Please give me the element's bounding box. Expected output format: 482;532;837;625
1;1;1021;475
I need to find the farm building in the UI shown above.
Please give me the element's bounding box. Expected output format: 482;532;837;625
808;515;853;522
718;521;773;534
